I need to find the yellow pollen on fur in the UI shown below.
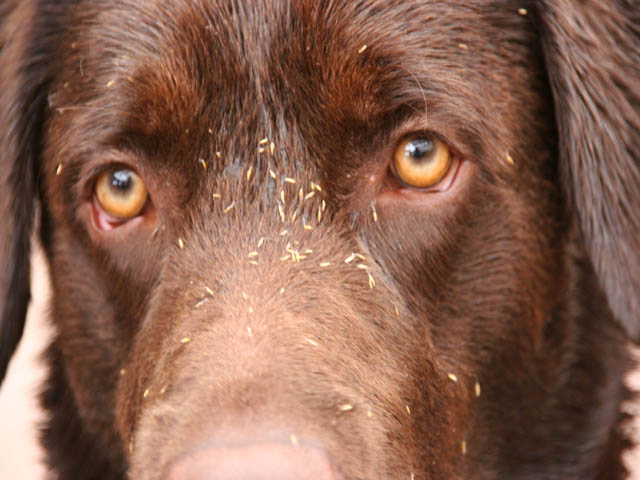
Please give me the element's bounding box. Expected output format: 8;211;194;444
505;152;515;165
304;337;319;347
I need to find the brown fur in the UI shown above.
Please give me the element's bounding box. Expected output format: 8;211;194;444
1;1;639;478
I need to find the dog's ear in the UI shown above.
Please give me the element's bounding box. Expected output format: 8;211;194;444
0;1;49;382
537;1;640;339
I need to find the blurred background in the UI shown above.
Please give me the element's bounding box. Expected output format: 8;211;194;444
1;247;639;478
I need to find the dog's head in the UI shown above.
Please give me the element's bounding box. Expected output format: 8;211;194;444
1;1;639;479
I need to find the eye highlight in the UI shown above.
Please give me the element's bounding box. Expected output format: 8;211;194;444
392;134;452;189
95;168;148;220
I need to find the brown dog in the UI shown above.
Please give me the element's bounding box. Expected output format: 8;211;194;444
1;1;639;479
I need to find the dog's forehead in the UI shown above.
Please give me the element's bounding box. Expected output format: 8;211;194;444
45;0;543;198
67;0;535;138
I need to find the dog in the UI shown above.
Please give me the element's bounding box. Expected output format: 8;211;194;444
1;0;639;478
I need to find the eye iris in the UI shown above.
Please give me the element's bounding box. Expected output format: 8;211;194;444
95;168;148;220
393;135;452;188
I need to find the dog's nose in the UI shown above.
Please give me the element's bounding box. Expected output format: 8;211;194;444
166;441;336;480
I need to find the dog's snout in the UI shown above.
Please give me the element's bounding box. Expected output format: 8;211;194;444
166;439;336;480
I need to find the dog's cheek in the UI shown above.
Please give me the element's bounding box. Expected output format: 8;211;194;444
41;198;156;438
360;168;568;423
40;239;124;457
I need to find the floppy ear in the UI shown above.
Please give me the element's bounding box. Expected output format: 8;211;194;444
537;1;640;339
0;1;48;382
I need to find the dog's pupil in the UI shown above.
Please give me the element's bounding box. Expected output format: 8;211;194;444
110;170;133;194
405;138;434;163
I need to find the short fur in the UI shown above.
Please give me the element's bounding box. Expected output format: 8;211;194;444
1;1;639;479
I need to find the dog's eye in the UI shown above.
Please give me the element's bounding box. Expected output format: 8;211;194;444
95;168;148;220
392;135;452;189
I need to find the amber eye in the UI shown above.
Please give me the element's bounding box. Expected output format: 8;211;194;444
95;168;148;219
392;135;452;189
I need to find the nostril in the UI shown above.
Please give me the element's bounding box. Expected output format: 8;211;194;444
166;441;336;480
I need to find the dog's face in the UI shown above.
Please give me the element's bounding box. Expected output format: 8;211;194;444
1;1;639;479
